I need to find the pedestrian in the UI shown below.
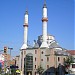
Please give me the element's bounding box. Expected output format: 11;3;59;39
58;63;65;75
50;66;56;75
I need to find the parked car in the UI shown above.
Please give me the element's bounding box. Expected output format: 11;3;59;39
69;63;75;74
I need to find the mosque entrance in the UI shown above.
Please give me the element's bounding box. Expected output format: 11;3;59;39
24;53;33;75
26;71;32;75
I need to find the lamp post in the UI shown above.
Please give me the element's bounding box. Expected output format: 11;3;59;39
8;47;13;74
8;48;13;60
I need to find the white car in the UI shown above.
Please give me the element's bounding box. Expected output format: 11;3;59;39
69;63;75;74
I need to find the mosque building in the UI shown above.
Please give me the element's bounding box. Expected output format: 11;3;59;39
19;0;69;75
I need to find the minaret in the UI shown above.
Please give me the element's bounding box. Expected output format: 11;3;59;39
40;0;48;48
21;10;28;49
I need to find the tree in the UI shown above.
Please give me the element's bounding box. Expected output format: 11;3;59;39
36;65;44;75
64;56;74;67
11;68;16;75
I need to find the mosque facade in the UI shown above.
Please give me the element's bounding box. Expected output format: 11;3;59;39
19;0;69;75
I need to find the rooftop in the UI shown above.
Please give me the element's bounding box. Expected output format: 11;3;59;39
66;50;75;55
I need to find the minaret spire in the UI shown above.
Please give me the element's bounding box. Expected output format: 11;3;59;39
40;0;48;48
43;0;47;8
21;10;29;50
25;8;28;14
25;10;28;14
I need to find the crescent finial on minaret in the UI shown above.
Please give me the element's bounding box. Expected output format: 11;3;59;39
43;0;47;8
25;9;28;14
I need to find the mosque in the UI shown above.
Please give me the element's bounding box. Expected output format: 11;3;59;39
19;0;69;75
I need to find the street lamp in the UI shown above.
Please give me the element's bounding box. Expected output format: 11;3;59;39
8;47;13;59
8;47;13;74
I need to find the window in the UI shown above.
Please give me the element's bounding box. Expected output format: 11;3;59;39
42;51;43;54
35;57;36;61
58;57;60;61
35;65;36;69
63;58;65;62
41;59;43;61
35;72;36;75
47;57;49;62
47;65;49;69
26;54;33;71
35;50;37;54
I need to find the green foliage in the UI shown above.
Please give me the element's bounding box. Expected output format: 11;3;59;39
36;65;44;75
11;68;16;75
64;56;74;66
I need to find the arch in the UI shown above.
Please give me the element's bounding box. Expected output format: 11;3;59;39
24;53;33;75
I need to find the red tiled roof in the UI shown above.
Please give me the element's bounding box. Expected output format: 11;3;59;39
66;50;75;55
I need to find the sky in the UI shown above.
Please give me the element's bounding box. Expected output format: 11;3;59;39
0;0;74;57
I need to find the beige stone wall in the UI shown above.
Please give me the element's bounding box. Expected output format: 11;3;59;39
36;48;41;68
15;56;20;67
49;49;56;67
11;59;15;65
20;48;68;75
56;55;67;67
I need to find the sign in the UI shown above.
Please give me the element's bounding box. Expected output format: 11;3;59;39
16;69;20;73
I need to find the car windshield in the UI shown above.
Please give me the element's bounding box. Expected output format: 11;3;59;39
72;64;75;68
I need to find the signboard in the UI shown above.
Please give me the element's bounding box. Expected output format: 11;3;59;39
16;69;20;73
0;54;4;67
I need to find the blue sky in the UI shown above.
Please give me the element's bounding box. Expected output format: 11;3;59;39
0;0;74;56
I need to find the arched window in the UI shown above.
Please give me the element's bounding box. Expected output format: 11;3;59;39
35;50;37;54
47;57;49;62
41;51;44;54
58;57;60;61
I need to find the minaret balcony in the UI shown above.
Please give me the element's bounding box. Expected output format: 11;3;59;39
23;24;28;27
42;18;48;22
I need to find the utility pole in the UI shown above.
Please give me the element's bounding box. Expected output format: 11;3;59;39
8;47;13;60
8;47;13;75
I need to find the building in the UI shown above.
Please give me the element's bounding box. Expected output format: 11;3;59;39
15;55;20;68
2;53;11;68
0;53;16;69
66;50;75;62
66;50;75;74
0;54;4;68
10;58;16;66
19;0;69;75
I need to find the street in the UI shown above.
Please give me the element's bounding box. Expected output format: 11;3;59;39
65;74;75;75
